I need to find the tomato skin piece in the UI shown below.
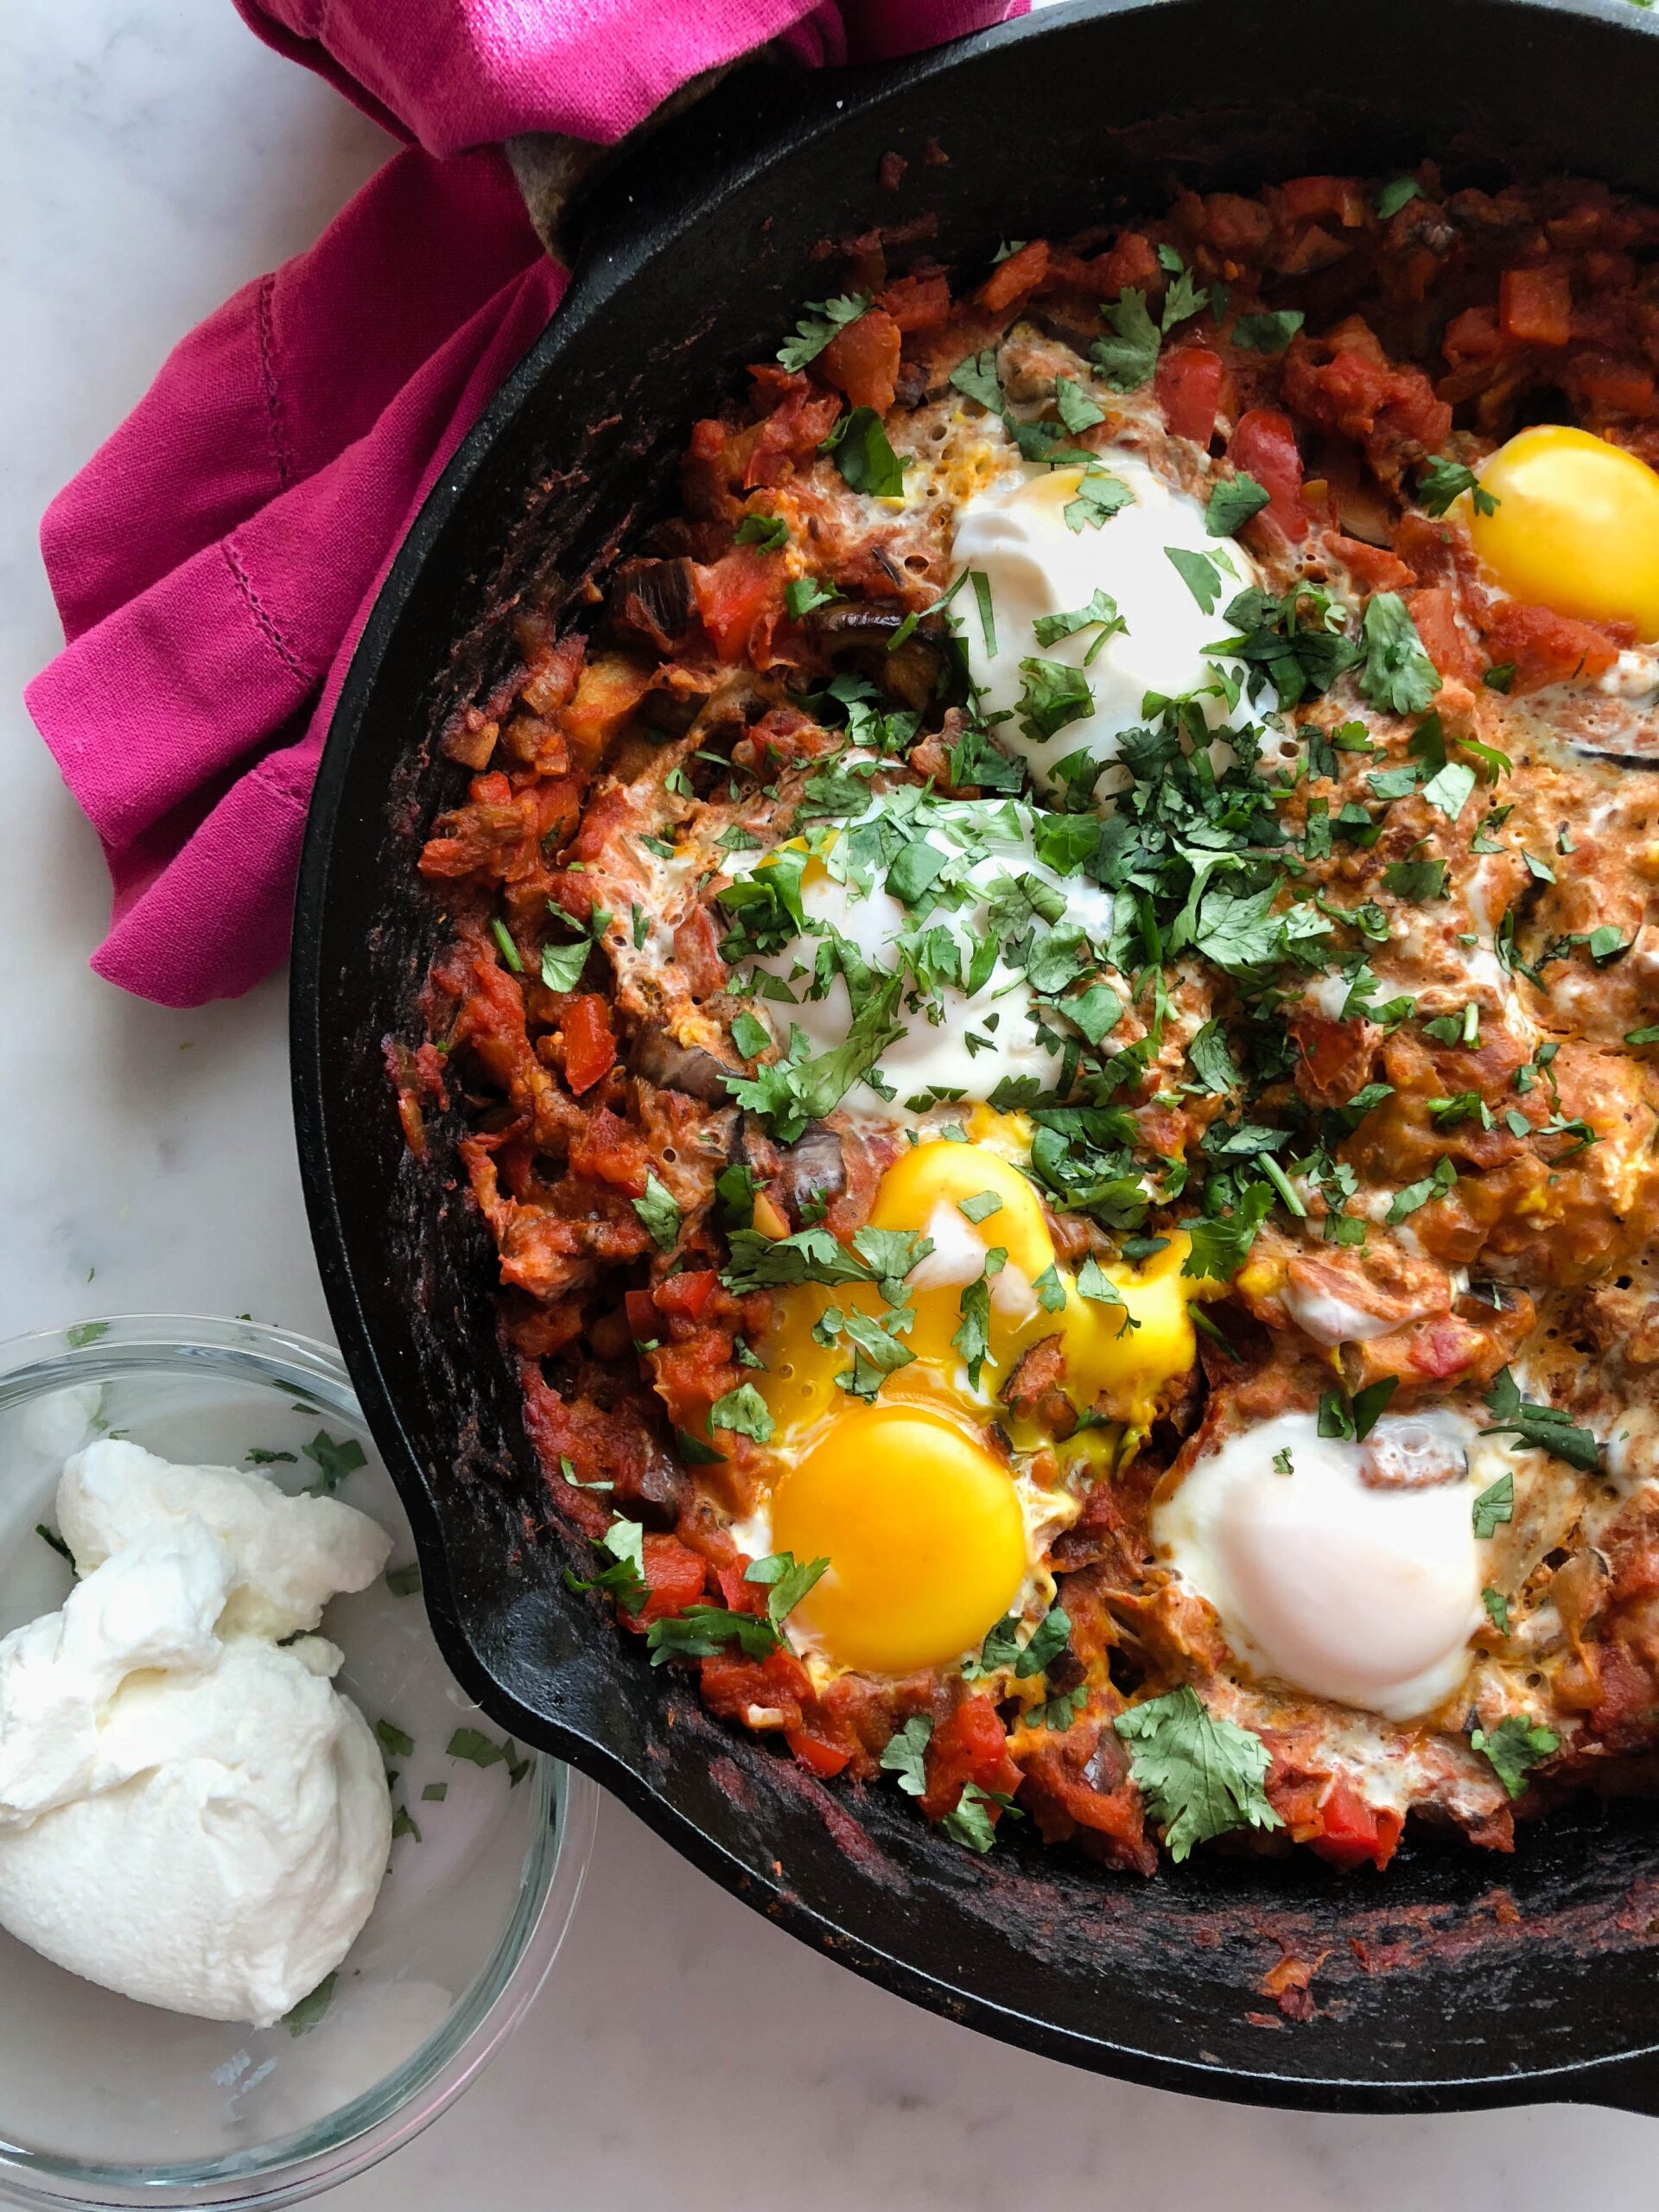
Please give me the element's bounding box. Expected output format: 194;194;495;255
694;545;786;663
561;994;616;1095
919;1694;1023;1821
1404;585;1475;685
626;1534;709;1629
880;271;951;334
820;307;902;414
1308;1781;1404;1872
786;1727;853;1778
1228;408;1308;542
1154;345;1224;445
654;1268;719;1325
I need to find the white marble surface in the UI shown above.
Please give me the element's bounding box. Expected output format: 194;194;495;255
3;3;1658;2204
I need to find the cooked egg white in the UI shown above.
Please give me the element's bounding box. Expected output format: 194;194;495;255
735;797;1115;1110
950;455;1268;793
1153;1409;1515;1720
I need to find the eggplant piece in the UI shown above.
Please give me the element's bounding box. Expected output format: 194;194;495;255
804;601;964;712
607;556;700;656
632;1030;738;1104
776;1126;846;1223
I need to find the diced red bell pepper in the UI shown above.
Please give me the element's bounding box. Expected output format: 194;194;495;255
1228;408;1309;543
1405;585;1475;685
628;1535;709;1628
919;1694;1023;1821
1308;1780;1404;1872
1155;345;1224;445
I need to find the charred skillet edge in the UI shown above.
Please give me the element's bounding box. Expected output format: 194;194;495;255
293;0;1659;2114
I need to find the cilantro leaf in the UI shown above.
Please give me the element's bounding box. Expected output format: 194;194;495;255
743;1549;829;1632
1480;1366;1600;1471
949;348;1003;413
540;938;589;993
1064;467;1134;532
1017;657;1095;742
645;1606;781;1666
1358;593;1440;715
1166;545;1227;614
1186;1018;1241;1094
1054;374;1105;434
301;1428;366;1497
1471;1472;1515;1539
825;407;909;497
724;975;906;1141
1470;1714;1559;1799
1161;267;1209;330
1032;589;1126;656
1230;309;1305;354
563;1515;648;1615
734;512;789;550
778;291;870;372
632;1170;682;1252
709;1383;774;1445
1090;289;1160;390
879;1713;932;1795
785;575;840;619
1205;473;1270;537
1376;176;1423;218
942;1780;1022;1853
1417;455;1498;518
1385;1154;1455;1223
1180;1181;1274;1281
1114;1687;1282;1862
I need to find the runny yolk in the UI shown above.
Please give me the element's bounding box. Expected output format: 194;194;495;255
1471;424;1659;643
768;1405;1027;1674
755;1140;1201;1444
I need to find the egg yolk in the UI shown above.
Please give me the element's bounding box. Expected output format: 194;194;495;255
756;1140;1200;1442
1471;425;1659;642
769;1406;1027;1673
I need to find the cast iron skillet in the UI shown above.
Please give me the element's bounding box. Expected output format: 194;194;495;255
294;0;1659;2112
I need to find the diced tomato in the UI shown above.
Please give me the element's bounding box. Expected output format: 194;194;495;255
919;1694;1023;1821
561;994;616;1095
1326;533;1414;594
628;1534;709;1628
1404;585;1476;685
1500;267;1572;348
694;545;786;663
786;1727;853;1778
567;1106;649;1195
699;1646;811;1726
624;1287;658;1341
880;271;951;334
1154;345;1224;445
1308;1781;1404;1872
976;238;1049;314
654;1268;720;1325
1092;231;1160;296
819;307;902;414
1228;408;1308;542
1479;596;1621;692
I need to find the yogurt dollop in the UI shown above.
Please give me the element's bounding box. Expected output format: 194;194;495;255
0;1441;392;2027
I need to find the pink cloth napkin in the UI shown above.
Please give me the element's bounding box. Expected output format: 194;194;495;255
28;0;1023;1007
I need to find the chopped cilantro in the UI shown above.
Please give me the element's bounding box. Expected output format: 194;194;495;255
1480;1366;1600;1471
489;917;524;974
539;938;589;993
564;1516;648;1614
785;575;840;619
1205;473;1270;537
375;1718;415;1759
632;1171;682;1252
1114;1687;1281;1861
385;1563;423;1598
1090;288;1161;390
1471;1472;1515;1539
1384;1155;1455;1222
1358;593;1440;715
734;511;789;550
1054;374;1105;434
1166;545;1228;613
880;1714;932;1795
1482;1586;1510;1635
1376;175;1423;218
1230;308;1305;353
1017;657;1095;741
942;1780;1023;1853
1417;455;1498;518
709;1382;774;1444
302;1428;366;1497
35;1524;73;1565
1471;1714;1559;1798
824;406;909;496
1064;466;1134;531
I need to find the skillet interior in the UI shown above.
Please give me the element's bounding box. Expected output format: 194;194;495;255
293;0;1659;2111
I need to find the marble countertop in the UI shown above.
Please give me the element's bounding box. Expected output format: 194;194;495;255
5;3;1657;2204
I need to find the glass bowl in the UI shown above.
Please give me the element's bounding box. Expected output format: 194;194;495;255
0;1317;596;2209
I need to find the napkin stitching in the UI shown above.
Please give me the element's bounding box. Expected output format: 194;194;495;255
254;274;293;493
221;540;314;688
